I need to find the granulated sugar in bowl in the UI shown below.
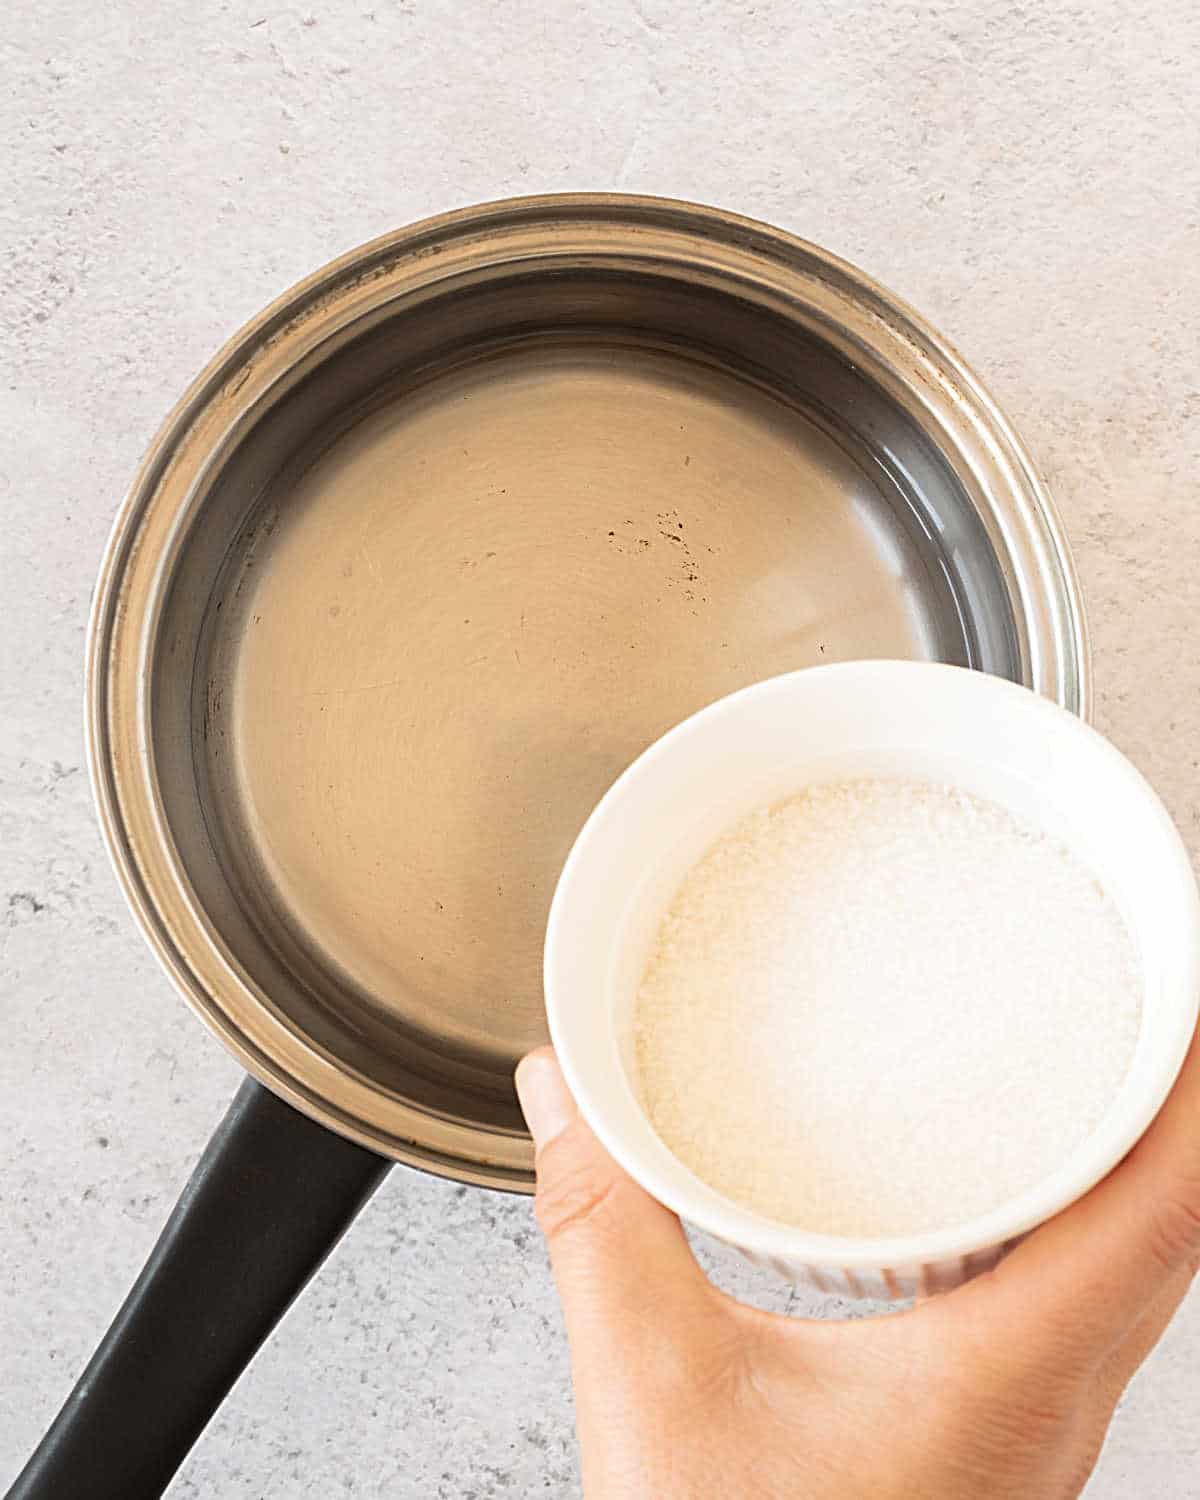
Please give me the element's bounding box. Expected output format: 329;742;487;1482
544;663;1200;1299
635;778;1140;1240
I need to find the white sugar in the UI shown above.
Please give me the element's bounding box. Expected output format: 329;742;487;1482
633;778;1142;1238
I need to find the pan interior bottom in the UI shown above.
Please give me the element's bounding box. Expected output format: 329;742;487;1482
200;341;969;1111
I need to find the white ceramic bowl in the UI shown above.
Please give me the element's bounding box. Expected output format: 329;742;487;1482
544;661;1200;1300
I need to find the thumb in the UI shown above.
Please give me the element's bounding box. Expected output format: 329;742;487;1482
516;1047;712;1372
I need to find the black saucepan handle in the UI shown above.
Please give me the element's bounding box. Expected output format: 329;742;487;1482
7;1077;391;1500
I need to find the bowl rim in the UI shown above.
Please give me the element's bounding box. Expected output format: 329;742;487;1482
544;660;1200;1269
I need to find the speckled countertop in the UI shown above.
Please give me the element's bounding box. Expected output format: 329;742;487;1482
3;2;1198;1495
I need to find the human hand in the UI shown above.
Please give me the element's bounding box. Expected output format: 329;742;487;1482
516;1038;1200;1499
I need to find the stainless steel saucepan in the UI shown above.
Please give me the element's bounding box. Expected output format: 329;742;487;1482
10;195;1088;1498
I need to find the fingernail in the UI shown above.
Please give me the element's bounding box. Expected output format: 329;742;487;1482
515;1052;577;1150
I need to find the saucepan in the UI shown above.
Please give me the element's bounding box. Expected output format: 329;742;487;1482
9;194;1088;1498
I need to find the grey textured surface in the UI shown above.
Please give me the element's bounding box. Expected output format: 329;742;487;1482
2;0;1198;1494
